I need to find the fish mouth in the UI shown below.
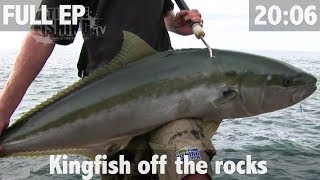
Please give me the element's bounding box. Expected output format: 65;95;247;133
308;84;317;96
302;73;317;99
292;85;317;103
312;85;317;92
301;85;317;101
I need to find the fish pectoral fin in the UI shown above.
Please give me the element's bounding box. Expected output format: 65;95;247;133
211;88;238;107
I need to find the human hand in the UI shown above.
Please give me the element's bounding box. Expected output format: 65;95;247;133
0;118;6;154
174;9;203;36
0;117;9;136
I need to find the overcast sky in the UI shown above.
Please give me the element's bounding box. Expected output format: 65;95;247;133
0;0;320;51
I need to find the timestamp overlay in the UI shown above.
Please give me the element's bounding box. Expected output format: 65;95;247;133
249;0;320;31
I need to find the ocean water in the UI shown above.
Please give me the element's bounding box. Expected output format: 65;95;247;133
0;47;319;180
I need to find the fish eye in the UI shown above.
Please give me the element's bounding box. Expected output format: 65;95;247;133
283;78;293;87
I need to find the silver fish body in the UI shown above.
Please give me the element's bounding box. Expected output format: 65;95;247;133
0;32;317;157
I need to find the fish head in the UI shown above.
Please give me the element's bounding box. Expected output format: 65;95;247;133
208;50;317;119
255;68;317;114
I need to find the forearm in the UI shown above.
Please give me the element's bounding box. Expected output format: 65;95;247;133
164;11;176;33
0;31;55;121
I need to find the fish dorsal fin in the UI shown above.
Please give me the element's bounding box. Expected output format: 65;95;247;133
110;31;157;65
3;31;157;134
